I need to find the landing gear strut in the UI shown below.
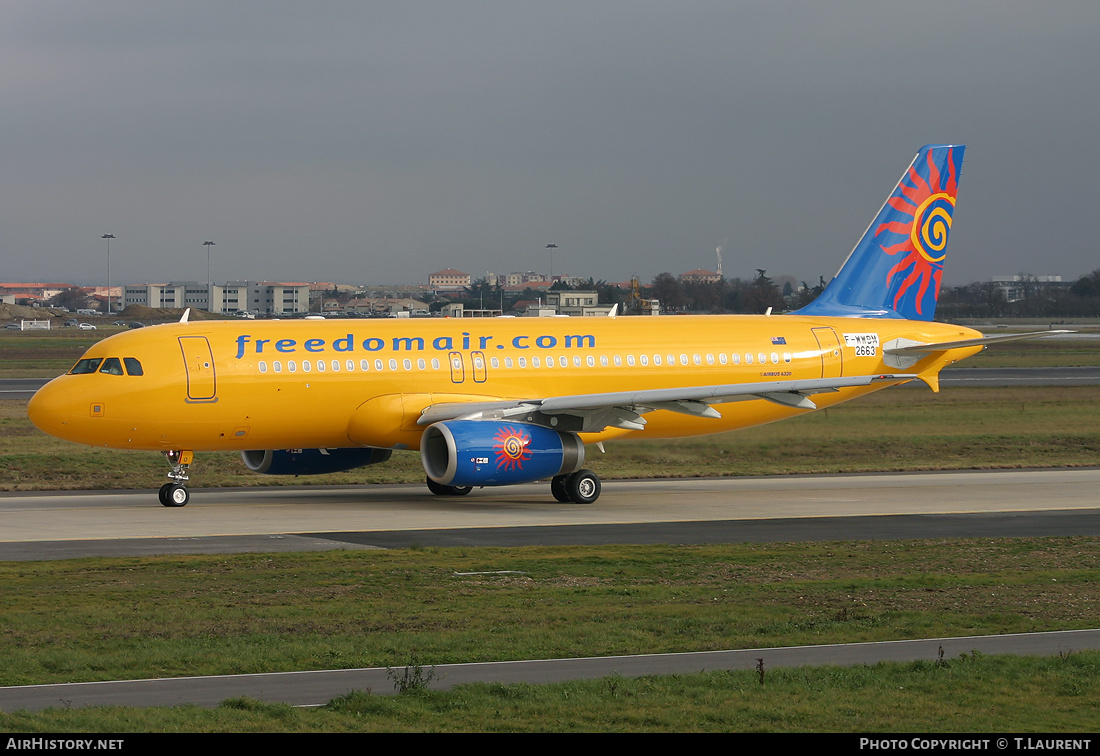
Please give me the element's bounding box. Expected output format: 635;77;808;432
160;450;193;507
551;469;601;504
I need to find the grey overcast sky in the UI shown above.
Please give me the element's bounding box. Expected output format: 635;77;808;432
2;1;1098;288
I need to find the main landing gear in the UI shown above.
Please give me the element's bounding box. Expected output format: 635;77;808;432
551;469;601;504
424;468;602;504
425;476;473;497
159;450;193;507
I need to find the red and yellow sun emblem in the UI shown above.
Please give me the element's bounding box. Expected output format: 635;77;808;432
493;425;532;471
874;146;960;316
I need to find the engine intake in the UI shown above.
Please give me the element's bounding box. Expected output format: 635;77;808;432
421;420;585;487
242;447;392;476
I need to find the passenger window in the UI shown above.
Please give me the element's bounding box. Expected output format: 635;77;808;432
123;357;144;376
99;358;124;375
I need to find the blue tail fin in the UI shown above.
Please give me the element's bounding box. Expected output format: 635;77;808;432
793;144;965;320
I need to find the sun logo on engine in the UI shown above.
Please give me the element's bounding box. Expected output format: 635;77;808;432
493;426;532;471
874;146;960;317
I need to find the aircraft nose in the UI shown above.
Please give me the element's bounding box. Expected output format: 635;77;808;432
27;377;85;443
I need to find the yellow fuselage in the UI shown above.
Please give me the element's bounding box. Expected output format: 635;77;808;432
28;314;983;452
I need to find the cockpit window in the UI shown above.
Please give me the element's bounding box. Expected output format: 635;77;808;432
124;358;144;376
99;358;124;375
70;358;103;374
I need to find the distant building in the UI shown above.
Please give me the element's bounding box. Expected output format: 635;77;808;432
544;290;615;317
990;274;1066;304
503;271;545;286
428;269;471;292
122;281;311;315
344;297;429;316
680;269;722;284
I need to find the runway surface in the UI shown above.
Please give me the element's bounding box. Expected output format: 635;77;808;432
3;468;1100;559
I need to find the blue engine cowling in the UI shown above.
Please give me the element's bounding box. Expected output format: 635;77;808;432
421;420;585;487
241;447;392;476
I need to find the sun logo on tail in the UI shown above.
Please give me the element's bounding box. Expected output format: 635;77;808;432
493;426;532;471
874;146;960;316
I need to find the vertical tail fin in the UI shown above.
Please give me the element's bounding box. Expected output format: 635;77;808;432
794;144;965;320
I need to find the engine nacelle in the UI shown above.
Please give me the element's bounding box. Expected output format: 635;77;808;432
241;447;392;476
421;420;585;487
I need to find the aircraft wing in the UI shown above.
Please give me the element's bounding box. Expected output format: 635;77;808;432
417;373;915;434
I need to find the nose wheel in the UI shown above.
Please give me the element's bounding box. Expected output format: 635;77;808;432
159;483;190;507
160;450;194;507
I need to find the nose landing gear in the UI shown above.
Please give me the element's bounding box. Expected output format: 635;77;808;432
159;450;193;507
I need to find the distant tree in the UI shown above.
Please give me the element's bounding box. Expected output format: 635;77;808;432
739;270;784;313
1071;270;1100;298
650;273;684;311
682;279;725;312
50;287;92;312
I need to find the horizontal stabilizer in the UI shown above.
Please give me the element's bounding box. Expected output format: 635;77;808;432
884;330;1074;355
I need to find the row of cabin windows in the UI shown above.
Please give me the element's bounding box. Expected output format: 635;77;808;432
256;351;796;375
69;357;145;376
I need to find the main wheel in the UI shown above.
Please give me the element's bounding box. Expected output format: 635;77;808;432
426;476;450;496
426;477;473;496
550;475;571;503
566;469;601;504
161;483;189;507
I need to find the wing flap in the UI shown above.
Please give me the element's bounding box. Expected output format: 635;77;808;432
417;373;915;432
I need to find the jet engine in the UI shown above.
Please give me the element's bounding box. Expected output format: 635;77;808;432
241;447;392;476
421;420;585;487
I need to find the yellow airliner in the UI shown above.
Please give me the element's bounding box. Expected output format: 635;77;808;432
27;145;1060;506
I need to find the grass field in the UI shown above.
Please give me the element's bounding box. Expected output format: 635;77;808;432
2;540;1098;730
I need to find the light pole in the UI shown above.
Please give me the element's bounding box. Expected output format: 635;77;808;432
203;241;216;284
545;243;557;281
102;233;115;314
203;241;216;312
